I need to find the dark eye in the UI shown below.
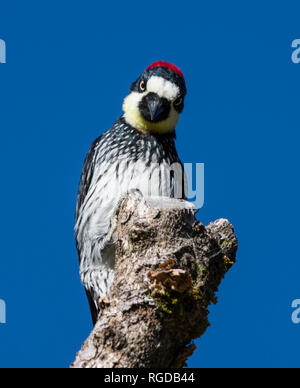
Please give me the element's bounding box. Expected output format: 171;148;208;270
174;97;183;107
139;79;146;92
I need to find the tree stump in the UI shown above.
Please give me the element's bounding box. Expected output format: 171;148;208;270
72;194;238;368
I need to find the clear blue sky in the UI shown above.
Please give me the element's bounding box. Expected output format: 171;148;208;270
0;1;299;368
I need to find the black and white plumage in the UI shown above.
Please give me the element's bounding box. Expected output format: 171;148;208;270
75;62;187;325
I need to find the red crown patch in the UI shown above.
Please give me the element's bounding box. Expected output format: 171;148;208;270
146;61;184;80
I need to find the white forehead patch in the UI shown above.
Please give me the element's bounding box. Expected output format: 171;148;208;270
147;76;180;100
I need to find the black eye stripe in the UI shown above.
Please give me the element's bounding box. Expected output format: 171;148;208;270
173;97;184;113
174;97;183;106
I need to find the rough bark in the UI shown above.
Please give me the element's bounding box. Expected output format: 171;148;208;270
72;194;238;368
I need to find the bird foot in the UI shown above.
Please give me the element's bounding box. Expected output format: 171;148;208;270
98;297;110;309
128;188;144;201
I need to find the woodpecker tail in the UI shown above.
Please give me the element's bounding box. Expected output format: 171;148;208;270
85;288;98;326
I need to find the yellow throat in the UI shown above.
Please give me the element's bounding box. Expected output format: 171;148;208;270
122;91;179;134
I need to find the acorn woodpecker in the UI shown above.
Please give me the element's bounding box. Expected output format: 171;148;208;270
75;61;187;325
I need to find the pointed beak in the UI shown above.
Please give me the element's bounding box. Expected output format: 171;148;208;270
139;92;170;123
147;96;164;121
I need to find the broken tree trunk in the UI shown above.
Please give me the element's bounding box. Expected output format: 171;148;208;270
72;194;238;368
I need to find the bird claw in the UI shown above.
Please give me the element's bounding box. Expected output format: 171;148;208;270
104;240;116;248
128;188;144;201
98;297;110;309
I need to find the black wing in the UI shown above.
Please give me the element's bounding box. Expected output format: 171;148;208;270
75;136;102;326
75;136;102;222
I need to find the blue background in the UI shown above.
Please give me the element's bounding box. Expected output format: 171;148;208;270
0;1;299;368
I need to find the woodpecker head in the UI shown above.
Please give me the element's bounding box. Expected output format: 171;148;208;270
123;61;186;134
